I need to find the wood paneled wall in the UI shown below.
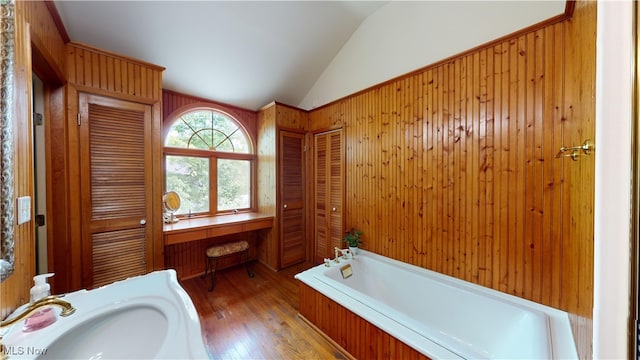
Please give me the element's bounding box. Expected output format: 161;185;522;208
257;104;277;268
256;102;309;270
0;1;67;320
67;43;163;102
309;1;595;322
165;232;258;280
19;2;66;76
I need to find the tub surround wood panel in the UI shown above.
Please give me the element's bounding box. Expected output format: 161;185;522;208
308;1;595;322
299;282;430;360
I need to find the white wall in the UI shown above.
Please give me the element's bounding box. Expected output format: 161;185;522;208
594;1;633;358
299;1;565;110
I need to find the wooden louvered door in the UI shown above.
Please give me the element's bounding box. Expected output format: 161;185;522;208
279;130;306;268
314;129;343;262
79;93;153;288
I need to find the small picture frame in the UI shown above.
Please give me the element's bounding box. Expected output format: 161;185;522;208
340;264;353;279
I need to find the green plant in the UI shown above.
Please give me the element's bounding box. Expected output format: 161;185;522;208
342;228;363;247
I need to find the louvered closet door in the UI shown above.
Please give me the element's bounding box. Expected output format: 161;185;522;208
314;129;343;262
314;133;328;263
327;131;343;253
279;131;306;268
79;93;153;288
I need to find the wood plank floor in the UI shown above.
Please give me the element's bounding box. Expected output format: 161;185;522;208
181;261;348;360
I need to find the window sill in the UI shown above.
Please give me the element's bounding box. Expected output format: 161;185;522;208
163;212;274;245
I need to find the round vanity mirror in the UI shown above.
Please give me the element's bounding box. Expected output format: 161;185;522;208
163;191;181;223
163;191;181;212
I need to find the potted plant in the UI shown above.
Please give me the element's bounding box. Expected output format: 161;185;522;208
342;228;363;254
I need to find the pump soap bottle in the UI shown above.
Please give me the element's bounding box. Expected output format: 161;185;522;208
22;273;56;332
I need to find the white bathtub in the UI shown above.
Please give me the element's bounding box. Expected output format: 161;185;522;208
295;250;577;359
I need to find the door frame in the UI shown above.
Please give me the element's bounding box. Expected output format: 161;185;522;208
31;36;66;292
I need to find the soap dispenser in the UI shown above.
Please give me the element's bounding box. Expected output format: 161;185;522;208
23;273;56;332
30;273;54;302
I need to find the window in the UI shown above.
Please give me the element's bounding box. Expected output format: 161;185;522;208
164;109;253;216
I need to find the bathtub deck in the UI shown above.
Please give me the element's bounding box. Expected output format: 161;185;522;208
181;261;348;360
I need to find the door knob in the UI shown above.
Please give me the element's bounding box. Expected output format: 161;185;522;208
332;207;337;212
283;204;288;209
140;219;147;225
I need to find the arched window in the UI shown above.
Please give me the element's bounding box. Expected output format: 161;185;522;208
164;109;254;216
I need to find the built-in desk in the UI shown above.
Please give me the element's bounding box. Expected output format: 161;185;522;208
163;213;274;245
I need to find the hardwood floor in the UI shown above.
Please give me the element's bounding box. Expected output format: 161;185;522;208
181;261;348;360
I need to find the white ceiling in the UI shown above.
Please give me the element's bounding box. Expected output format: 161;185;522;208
53;1;389;110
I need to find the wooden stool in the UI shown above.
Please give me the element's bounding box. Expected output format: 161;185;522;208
202;240;254;291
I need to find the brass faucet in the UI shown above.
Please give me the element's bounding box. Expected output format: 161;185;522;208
0;296;75;360
0;296;75;328
334;247;351;262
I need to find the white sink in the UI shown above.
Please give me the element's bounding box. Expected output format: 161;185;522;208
41;302;169;359
2;270;209;359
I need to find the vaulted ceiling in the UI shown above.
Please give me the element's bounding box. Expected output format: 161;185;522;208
54;1;564;111
54;1;388;110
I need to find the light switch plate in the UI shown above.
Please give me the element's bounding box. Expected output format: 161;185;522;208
17;196;31;224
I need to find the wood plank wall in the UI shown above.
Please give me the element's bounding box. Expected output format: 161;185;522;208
67;43;163;102
257;104;278;269
257;103;280;270
256;102;310;270
165;232;258;280
0;1;66;320
19;2;66;75
309;1;595;324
